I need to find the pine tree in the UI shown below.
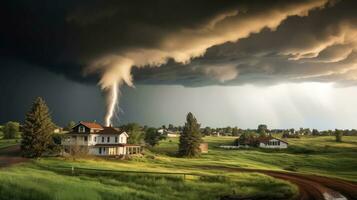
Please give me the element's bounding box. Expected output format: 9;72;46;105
178;112;202;157
21;97;56;158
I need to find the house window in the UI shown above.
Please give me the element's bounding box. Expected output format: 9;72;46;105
120;137;123;143
99;147;102;154
94;137;97;142
84;136;88;142
102;137;104;143
107;137;110;143
79;126;85;133
115;137;118;143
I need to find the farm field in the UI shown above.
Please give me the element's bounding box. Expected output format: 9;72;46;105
0;136;356;200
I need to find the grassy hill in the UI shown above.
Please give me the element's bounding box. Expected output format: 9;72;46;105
0;135;356;200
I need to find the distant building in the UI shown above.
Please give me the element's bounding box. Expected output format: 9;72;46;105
257;136;288;149
234;135;288;149
157;128;166;134
157;128;179;137
62;121;141;156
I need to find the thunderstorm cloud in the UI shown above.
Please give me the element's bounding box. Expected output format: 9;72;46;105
3;0;355;87
1;0;357;124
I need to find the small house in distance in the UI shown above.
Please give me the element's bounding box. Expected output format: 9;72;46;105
257;136;288;149
62;121;142;156
234;135;288;149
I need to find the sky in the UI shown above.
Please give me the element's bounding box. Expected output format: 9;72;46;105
1;0;357;129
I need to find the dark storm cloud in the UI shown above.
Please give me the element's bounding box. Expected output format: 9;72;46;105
132;0;357;87
3;0;355;88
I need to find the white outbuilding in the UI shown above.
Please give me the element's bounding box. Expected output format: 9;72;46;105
258;136;288;149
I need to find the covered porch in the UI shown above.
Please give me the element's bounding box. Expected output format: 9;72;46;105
93;144;142;156
125;145;142;155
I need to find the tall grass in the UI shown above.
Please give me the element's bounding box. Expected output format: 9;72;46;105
0;164;297;200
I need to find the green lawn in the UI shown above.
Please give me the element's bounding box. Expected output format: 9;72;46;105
0;161;297;200
0;135;356;200
0;139;19;149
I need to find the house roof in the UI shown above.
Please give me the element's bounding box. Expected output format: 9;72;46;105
96;127;124;135
79;121;103;129
69;127;126;135
94;144;141;147
68;122;128;136
257;136;288;144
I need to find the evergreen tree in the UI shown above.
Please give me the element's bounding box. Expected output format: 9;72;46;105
21;97;56;158
178;112;202;157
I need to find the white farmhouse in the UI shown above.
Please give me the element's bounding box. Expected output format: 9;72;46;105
62;121;141;156
257;136;288;149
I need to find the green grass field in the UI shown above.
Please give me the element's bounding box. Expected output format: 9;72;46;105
0;135;356;200
0;163;297;200
149;136;357;181
0;139;19;149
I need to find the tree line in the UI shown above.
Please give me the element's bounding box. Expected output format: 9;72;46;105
1;97;350;158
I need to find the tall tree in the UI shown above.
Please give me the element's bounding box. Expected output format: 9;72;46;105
21;97;56;158
232;126;239;136
178;112;202;157
3;121;20;139
335;129;343;142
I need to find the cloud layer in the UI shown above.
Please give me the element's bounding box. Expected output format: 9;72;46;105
132;0;357;87
1;0;343;88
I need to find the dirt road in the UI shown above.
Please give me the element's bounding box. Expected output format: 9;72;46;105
0;145;28;168
200;165;357;200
